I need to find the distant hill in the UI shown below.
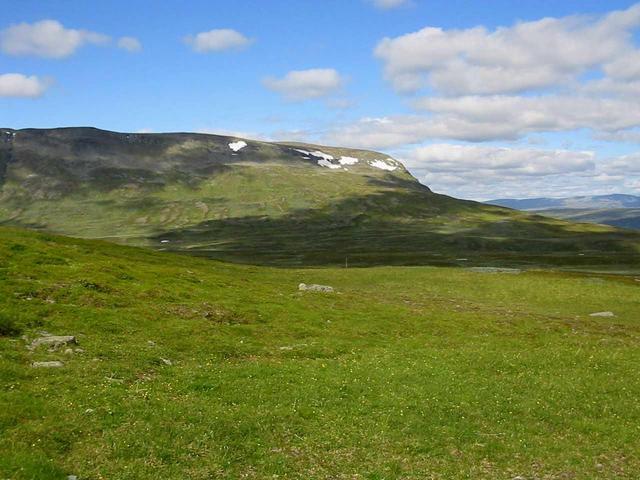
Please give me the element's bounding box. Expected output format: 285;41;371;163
487;194;640;211
486;195;640;230
1;127;640;269
529;208;640;230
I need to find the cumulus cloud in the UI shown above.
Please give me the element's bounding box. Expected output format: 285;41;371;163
403;144;595;176
185;29;251;52
392;144;640;200
606;153;640;175
263;68;344;101
117;36;142;53
0;73;50;98
374;4;640;95
348;4;640;198
323;92;640;149
370;0;409;9
0;20;110;58
324;4;640;152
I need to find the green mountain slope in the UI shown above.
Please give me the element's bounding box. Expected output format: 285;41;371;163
2;226;640;479
1;127;640;269
531;208;640;230
486;195;640;231
487;194;640;210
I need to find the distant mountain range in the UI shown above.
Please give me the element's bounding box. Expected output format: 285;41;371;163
1;127;640;269
486;195;640;230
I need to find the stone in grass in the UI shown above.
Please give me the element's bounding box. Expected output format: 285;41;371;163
298;283;334;293
589;311;616;317
29;335;77;351
32;360;64;368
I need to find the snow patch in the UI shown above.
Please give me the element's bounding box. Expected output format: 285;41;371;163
295;148;334;161
310;150;334;161
228;140;247;152
369;159;397;171
339;156;359;165
317;159;342;169
295;148;342;169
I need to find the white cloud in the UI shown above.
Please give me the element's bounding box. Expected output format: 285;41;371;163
395;146;640;200
0;20;110;58
416;94;640;138
0;73;49;98
117;36;142;53
374;4;640;95
319;5;640;152
323;93;640;149
403;144;595;176
595;130;640;144
606;153;640;174
263;68;344;101
370;0;409;9
397;145;631;200
185;29;251;53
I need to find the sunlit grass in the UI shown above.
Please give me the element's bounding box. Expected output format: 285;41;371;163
1;227;639;478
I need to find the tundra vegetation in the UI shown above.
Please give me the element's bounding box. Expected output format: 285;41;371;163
1;227;639;479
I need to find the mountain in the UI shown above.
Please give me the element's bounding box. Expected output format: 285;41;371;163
487;194;640;211
486;195;640;230
2;127;640;269
485;194;640;210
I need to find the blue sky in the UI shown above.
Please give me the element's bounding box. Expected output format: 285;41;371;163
2;0;640;200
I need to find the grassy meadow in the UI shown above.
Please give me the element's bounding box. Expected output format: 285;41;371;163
1;226;640;479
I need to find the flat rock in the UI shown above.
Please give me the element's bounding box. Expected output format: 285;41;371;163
32;361;64;368
29;335;77;350
589;311;616;317
468;267;522;274
299;283;334;293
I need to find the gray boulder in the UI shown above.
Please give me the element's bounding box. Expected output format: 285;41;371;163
468;267;522;274
299;283;334;293
29;335;77;350
32;361;64;368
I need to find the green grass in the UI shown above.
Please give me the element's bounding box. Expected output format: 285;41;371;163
1;226;640;479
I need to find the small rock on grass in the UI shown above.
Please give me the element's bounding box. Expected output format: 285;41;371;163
29;335;77;350
589;311;616;317
299;283;334;293
160;358;172;366
32;361;64;368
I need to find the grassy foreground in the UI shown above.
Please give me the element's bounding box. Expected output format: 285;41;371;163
1;226;640;479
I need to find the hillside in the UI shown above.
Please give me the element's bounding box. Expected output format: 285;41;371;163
532;208;640;230
486;195;640;231
2;127;640;270
1;226;640;479
487;194;640;211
